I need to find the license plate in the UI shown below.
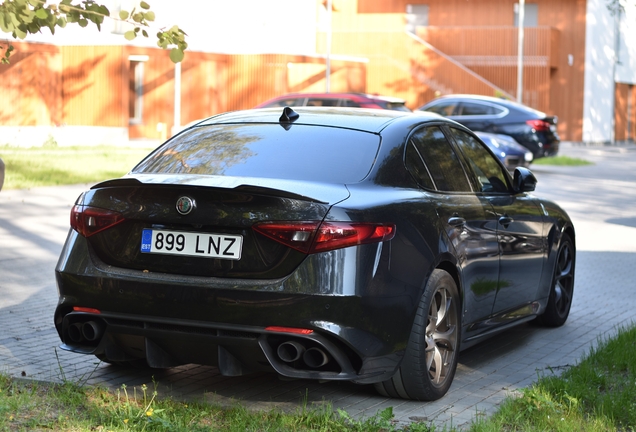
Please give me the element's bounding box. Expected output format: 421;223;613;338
140;229;243;260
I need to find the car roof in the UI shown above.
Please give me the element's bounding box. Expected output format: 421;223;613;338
193;107;436;134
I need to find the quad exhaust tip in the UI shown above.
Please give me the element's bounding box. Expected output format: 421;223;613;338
276;340;330;369
67;320;105;344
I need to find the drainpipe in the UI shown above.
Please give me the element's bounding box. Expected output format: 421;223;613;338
516;0;525;104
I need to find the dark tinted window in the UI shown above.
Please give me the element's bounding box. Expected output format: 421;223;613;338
459;102;503;116
262;98;305;107
450;128;509;193
306;98;340;107
379;101;410;112
423;102;457;116
405;142;435;190
133;124;380;183
409;126;471;192
343;99;362;107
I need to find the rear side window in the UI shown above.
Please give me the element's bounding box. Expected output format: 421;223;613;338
343;99;363;107
450;128;509;193
306;98;341;107
261;98;306;107
408;126;471;192
423;102;457;116
459;102;504;116
378;101;410;112
405;142;435;190
133;124;380;184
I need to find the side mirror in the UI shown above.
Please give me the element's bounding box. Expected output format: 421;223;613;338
513;167;537;193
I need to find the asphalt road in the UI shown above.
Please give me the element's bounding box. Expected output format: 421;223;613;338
1;143;635;429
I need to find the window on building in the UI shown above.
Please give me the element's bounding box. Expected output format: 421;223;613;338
129;55;148;124
406;4;429;34
514;3;538;27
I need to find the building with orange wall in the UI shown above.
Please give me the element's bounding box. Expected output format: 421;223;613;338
1;0;634;145
319;0;635;143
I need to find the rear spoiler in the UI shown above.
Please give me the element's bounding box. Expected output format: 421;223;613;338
92;175;351;205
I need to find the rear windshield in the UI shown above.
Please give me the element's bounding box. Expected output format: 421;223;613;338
133;123;381;183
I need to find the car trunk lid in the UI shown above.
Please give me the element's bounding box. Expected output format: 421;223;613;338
77;177;349;279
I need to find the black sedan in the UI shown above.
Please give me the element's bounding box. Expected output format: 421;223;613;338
54;107;575;401
475;131;533;171
417;94;560;158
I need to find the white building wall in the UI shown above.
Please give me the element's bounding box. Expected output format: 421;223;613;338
615;1;636;84
582;0;618;143
583;0;636;143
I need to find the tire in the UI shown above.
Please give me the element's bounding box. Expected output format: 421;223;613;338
536;233;575;327
374;269;460;401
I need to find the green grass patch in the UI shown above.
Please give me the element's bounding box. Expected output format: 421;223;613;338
1;318;635;431
469;324;636;431
0;373;435;431
533;155;593;166
0;145;152;190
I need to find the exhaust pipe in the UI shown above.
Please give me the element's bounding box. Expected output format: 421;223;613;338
81;321;104;342
67;323;85;343
303;347;329;368
277;341;305;363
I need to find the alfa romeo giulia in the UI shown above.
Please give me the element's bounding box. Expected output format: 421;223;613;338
54;107;575;401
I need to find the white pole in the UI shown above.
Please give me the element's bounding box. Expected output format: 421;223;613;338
516;0;525;104
326;0;332;93
173;61;182;136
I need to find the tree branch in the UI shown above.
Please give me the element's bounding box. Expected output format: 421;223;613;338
0;0;187;63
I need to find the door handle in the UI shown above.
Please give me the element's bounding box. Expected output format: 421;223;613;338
448;216;466;228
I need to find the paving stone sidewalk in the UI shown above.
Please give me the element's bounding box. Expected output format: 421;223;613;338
1;143;635;430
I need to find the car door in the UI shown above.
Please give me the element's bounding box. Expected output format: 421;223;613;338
448;127;546;319
404;125;500;327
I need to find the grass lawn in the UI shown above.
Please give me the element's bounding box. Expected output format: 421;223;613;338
0;145;153;190
533;155;594;166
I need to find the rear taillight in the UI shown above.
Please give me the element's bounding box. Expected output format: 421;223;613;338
526;119;551;131
253;221;396;254
265;326;313;335
71;205;125;238
73;306;101;314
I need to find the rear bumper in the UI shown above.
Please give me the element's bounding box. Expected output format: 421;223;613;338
57;310;402;383
54;232;417;384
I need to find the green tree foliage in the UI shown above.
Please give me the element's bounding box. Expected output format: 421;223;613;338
0;0;187;63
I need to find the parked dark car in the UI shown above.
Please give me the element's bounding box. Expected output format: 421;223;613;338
475;131;533;171
55;107;575;401
417;94;560;158
256;92;411;111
